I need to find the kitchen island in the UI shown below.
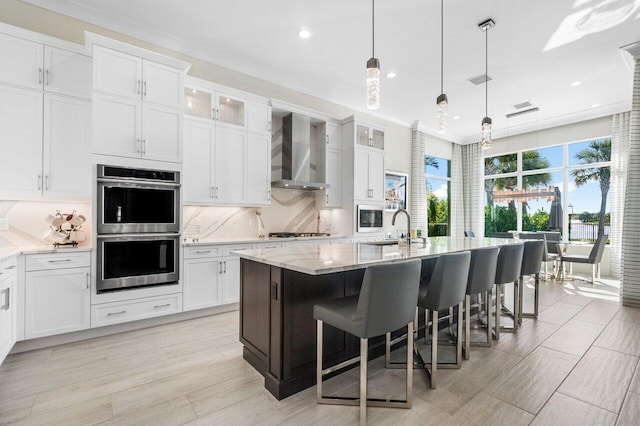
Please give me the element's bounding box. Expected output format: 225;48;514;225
237;237;517;399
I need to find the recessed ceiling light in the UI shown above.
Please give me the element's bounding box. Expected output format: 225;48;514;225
192;89;197;94
591;103;600;108
386;71;397;79
297;28;312;39
570;81;583;87
453;115;460;120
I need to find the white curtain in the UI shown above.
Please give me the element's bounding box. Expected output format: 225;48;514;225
450;144;464;238
610;112;631;279
462;142;485;237
622;56;640;306
410;130;427;236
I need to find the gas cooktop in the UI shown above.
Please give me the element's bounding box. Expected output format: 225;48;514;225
269;232;331;238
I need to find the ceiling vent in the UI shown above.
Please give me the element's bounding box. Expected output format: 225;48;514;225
506;107;539;118
513;101;532;109
468;74;492;85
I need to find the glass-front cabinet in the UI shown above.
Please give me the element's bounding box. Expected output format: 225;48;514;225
184;87;212;120
356;124;384;150
215;93;245;128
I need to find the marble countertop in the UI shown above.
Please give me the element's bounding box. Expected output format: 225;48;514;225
235;237;519;275
0;246;92;262
182;235;349;246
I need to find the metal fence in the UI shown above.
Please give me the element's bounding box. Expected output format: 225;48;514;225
569;223;610;241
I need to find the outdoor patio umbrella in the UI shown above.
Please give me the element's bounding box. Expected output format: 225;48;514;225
548;187;563;230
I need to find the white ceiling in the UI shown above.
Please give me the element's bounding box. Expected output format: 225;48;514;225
23;0;640;143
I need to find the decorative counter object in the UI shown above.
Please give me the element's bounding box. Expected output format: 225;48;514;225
43;210;86;247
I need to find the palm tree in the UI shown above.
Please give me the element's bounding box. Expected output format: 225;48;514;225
570;139;611;237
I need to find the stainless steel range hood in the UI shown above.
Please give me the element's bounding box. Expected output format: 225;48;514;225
271;113;330;190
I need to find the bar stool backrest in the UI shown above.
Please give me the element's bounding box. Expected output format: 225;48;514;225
495;243;524;284
464;230;475;237
520;233;549;260
466;246;500;295
588;234;608;263
538;231;561;255
491;232;514;239
520;240;545;276
421;251;471;311
355;259;422;338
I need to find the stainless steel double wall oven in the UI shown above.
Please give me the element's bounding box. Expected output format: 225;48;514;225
96;165;180;292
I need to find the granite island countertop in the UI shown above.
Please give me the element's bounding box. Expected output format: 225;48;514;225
235;236;519;275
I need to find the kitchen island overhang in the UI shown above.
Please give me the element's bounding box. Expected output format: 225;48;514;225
236;238;518;400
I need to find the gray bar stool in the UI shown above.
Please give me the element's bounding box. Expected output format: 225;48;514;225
518;240;545;323
314;259;421;425
416;251;471;388
463;246;499;359
558;234;608;284
493;243;524;340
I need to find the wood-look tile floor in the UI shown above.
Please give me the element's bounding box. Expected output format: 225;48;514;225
2;276;639;425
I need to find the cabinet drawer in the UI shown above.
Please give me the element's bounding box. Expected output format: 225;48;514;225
223;244;255;257
26;252;90;271
92;293;182;327
0;256;17;273
184;246;222;259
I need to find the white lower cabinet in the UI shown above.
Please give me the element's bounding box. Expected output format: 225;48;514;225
92;293;182;327
0;257;17;365
25;266;91;339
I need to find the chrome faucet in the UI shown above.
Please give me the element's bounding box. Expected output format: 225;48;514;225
392;209;411;245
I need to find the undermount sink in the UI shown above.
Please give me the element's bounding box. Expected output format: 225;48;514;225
362;240;399;246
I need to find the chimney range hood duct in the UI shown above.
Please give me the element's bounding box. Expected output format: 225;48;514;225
271;113;330;190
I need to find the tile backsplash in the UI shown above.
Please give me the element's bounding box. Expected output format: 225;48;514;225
183;188;342;240
0;200;92;248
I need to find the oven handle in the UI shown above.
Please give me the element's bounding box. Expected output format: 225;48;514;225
97;233;181;240
97;178;180;188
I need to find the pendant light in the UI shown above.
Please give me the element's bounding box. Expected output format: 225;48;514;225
436;0;448;133
479;19;495;149
367;0;380;110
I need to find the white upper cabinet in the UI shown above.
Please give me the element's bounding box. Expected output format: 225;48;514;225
0;33;91;99
356;124;384;150
0;33;43;90
183;120;214;203
215;92;246;129
247;101;271;135
354;147;384;202
93;93;141;159
94;46;184;109
214;127;245;204
43;46;92;99
142;103;183;162
246;133;271;203
326;122;342;149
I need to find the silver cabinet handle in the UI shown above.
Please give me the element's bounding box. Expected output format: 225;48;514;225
143;80;147;97
1;287;9;310
267;190;271;201
268;121;272;132
136;139;141;153
326;134;329;144
137;79;141;95
142;139;146;154
107;310;126;316
38;67;42;85
86;273;90;289
45;175;49;191
195;250;211;254
37;174;41;190
210;186;214;198
223;261;227;274
45;68;50;86
326;193;329;204
48;259;72;263
215;187;219;198
154;303;170;309
212;108;216;120
219;261;223;274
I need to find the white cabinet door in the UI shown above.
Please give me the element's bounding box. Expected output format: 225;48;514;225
325;148;342;207
93;93;141;158
183;258;222;311
142;103;182;163
245;133;270;204
0;273;16;365
93;46;142;100
0;86;43;198
25;267;91;339
326;122;342;149
369;149;385;201
43;94;91;199
215;93;246;129
44;46;92;99
143;60;183;108
353;147;370;200
223;257;240;304
247;101;271;135
183;120;214;203
0;33;43;90
214;127;245;203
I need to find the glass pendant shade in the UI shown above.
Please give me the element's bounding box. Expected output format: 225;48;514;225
366;57;380;110
436;93;448;133
481;116;492;149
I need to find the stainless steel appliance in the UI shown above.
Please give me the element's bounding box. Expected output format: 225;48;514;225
97;165;180;234
357;205;384;233
96;165;180;293
97;233;179;292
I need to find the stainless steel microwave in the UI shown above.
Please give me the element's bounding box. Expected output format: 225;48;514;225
357;205;384;233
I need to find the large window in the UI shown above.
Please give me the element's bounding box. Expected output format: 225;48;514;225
426;156;450;236
484;138;611;241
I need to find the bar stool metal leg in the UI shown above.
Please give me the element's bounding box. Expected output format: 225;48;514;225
464;295;471;360
360;338;367;426
430;310;438;389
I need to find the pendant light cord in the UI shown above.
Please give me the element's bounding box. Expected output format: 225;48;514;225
485;26;488;117
372;0;375;57
440;0;444;94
